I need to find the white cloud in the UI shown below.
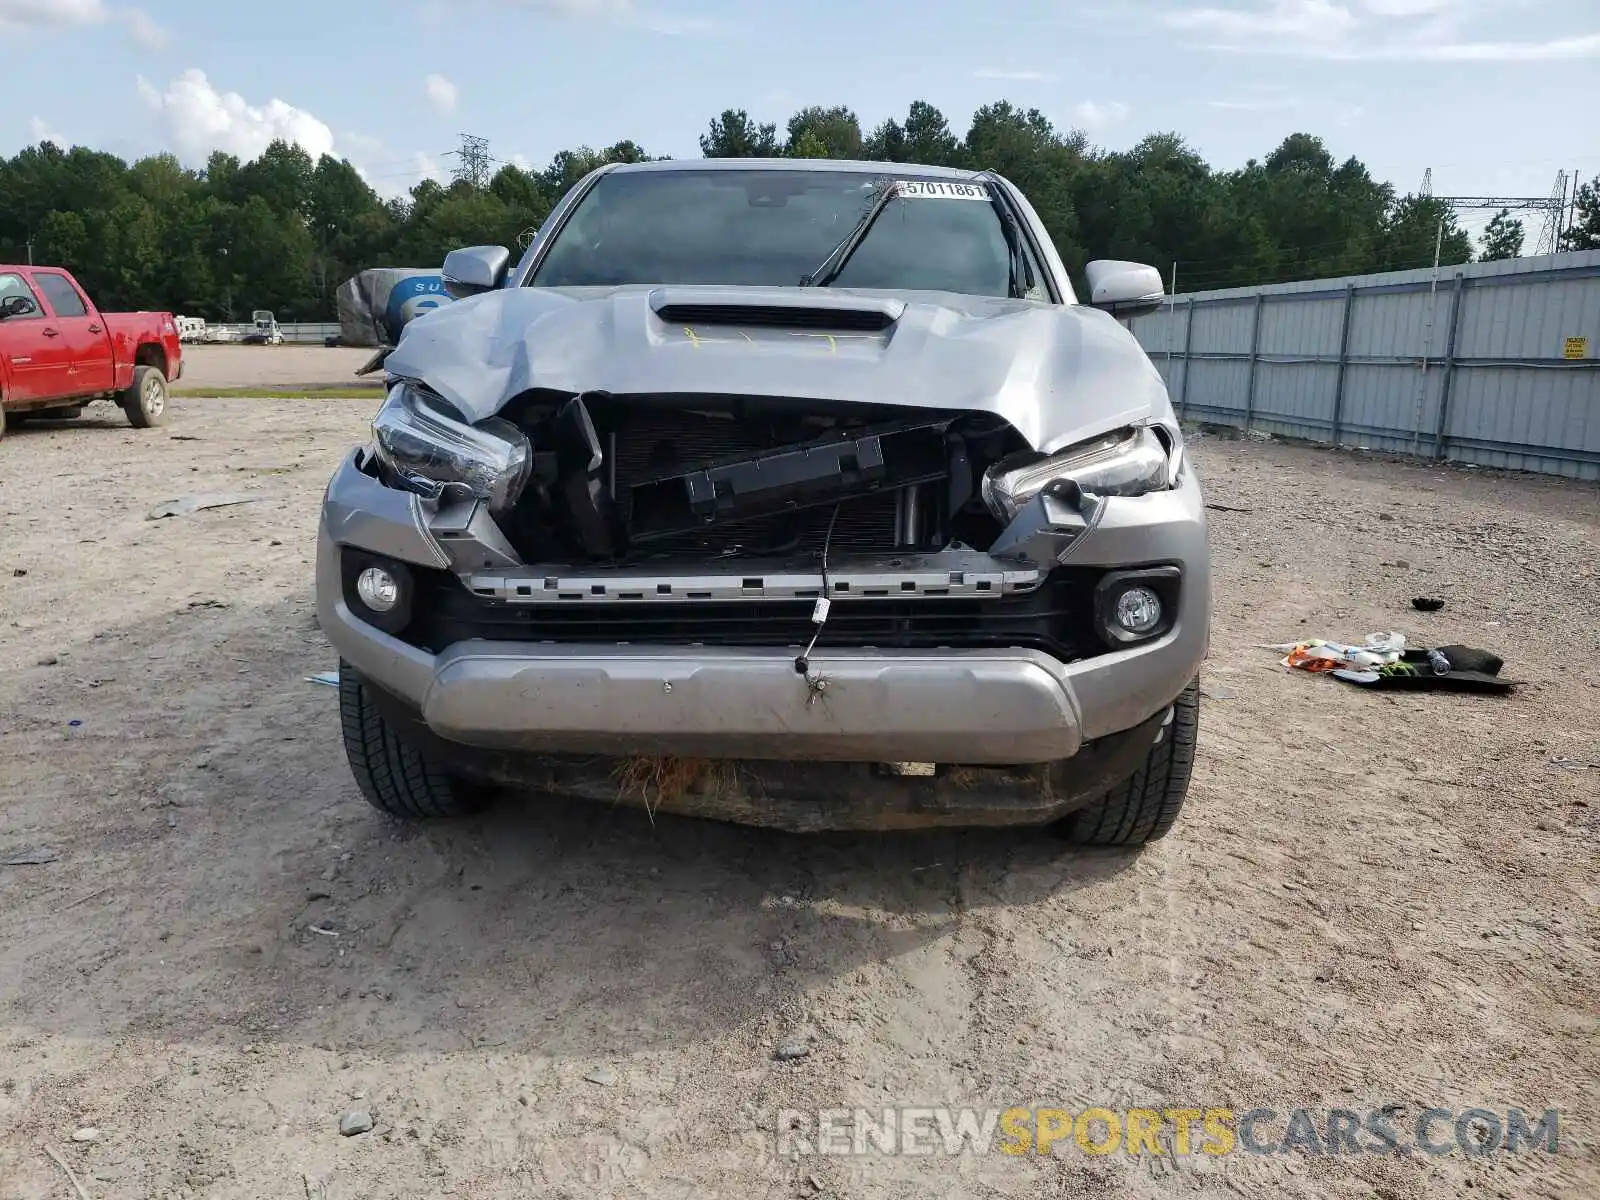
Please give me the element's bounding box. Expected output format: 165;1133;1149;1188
1360;0;1451;14
973;68;1055;82
0;0;108;28
122;6;164;48
497;0;721;35
342;131;385;158
0;0;168;48
411;151;445;182
424;73;458;114
1206;84;1298;110
137;68;336;162
1416;31;1600;60
1206;96;1297;110
1165;0;1600;61
1072;100;1131;128
29;115;63;144
1167;0;1359;41
509;153;535;171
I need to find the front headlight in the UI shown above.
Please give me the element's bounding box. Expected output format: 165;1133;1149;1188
981;425;1180;523
372;382;532;512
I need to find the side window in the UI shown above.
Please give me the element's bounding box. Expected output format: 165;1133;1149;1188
0;273;43;318
33;272;89;318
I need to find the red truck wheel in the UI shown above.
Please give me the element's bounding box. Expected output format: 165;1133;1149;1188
123;365;169;429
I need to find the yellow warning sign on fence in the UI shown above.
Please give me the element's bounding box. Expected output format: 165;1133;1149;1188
1564;336;1589;360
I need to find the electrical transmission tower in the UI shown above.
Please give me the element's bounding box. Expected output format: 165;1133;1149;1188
1419;167;1432;199
1427;170;1571;256
447;133;493;190
1534;172;1572;255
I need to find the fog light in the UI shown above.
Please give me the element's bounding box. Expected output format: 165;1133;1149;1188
1114;586;1162;635
356;566;400;613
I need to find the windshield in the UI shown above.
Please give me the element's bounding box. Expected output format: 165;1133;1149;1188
528;168;1041;298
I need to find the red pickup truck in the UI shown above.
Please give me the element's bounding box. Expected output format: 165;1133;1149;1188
0;265;184;439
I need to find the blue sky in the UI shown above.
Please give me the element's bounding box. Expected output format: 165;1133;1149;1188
3;0;1596;241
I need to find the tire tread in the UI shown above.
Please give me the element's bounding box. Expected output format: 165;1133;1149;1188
338;663;486;818
1065;679;1200;847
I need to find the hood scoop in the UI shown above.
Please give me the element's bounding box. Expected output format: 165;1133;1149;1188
650;287;904;333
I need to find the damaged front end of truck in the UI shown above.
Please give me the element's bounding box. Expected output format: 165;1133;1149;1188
318;284;1206;830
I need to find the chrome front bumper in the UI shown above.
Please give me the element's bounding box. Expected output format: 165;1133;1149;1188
316;450;1210;765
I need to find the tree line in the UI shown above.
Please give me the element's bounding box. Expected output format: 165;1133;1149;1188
1;99;1595;321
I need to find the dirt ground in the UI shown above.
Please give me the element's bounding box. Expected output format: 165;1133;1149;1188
171;346;380;392
0;388;1596;1199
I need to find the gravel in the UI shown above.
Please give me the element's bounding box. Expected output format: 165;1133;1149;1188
0;395;1594;1199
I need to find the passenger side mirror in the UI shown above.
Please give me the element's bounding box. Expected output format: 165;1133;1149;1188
0;295;37;319
1085;260;1165;319
442;245;512;300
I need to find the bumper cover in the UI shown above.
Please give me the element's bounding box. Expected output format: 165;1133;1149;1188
315;455;1209;765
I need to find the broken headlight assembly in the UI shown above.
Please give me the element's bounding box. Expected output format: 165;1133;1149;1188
372;381;532;512
980;424;1182;523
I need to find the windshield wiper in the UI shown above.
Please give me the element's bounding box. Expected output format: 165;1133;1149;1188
981;178;1036;300
800;181;903;288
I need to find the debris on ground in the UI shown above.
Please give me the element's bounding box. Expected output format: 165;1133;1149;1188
1413;597;1447;612
774;1038;813;1061
306;670;340;688
1549;757;1599;772
338;1111;374;1137
3;847;62;866
1266;632;1516;693
71;1127;101;1143
145;493;264;521
1205;502;1252;513
43;1145;90;1200
583;1066;619;1086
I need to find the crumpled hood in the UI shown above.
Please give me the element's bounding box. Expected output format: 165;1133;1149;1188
383;284;1172;452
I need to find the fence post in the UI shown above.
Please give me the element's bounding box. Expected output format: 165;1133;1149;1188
1329;283;1356;448
1431;272;1467;460
1243;293;1265;432
1178;298;1195;421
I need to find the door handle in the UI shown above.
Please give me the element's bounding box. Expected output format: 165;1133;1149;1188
87;324;103;333
42;327;61;337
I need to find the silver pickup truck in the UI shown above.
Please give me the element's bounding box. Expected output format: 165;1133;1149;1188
316;158;1210;842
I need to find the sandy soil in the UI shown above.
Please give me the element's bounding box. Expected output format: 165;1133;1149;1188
171;346;380;392
0;396;1596;1199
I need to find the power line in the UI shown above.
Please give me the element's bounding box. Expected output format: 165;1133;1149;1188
1421;166;1570;256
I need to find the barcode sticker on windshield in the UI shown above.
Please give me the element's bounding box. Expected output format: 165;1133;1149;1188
895;180;988;200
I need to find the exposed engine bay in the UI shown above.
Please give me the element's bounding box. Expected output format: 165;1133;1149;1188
478;391;1028;566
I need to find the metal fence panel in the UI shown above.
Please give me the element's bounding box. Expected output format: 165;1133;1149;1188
1130;251;1600;481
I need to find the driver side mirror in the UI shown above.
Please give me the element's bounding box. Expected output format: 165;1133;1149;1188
1085;260;1165;319
442;245;512;300
0;295;38;320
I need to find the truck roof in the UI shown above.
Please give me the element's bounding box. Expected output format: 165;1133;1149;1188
599;158;987;182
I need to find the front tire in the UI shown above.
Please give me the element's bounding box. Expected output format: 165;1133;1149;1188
122;364;169;428
1061;680;1200;847
338;663;491;819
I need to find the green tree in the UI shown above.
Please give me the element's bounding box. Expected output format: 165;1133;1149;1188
787;130;831;160
1559;178;1599;251
2;109;1554;316
902;101;960;166
963;102;1082;266
231;140;316;218
700;109;779;158
1479;208;1524;260
1376;195;1473;272
785;106;863;159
